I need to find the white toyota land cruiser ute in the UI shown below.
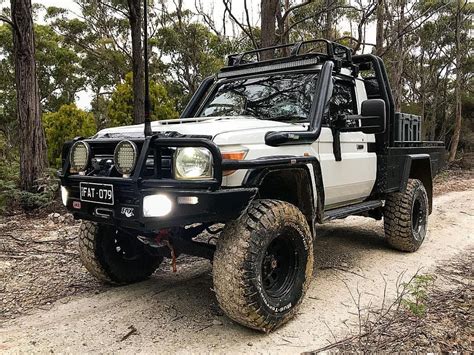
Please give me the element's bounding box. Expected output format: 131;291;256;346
59;40;445;332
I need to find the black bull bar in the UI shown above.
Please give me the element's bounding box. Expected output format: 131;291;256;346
59;135;316;232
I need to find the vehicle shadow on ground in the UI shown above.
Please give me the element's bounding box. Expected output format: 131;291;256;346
96;219;392;339
314;218;389;270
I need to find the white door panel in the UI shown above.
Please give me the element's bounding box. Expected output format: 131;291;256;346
317;127;376;208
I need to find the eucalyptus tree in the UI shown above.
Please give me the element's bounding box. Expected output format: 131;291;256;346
1;0;47;191
154;2;234;110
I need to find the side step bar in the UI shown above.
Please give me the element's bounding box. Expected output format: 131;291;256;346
323;200;383;221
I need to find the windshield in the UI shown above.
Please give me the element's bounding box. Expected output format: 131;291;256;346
198;73;319;122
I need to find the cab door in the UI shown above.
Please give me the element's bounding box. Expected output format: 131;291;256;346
317;77;377;209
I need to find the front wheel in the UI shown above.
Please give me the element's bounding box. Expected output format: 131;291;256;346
384;179;429;252
78;221;162;285
213;199;313;332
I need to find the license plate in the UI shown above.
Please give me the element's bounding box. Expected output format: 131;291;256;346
80;182;114;205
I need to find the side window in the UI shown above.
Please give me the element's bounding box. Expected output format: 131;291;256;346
329;80;357;121
321;79;357;127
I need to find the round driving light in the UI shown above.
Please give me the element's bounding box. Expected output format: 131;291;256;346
69;141;90;173
143;194;173;217
174;147;212;180
114;140;138;176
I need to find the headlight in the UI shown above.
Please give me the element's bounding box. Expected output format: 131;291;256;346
174;147;213;180
114;140;138;176
69;141;90;173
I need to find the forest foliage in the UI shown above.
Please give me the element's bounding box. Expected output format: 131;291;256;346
0;0;472;210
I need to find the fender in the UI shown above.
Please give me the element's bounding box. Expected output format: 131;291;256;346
401;154;433;212
242;157;326;224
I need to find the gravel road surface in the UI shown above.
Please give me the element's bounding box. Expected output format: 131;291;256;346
0;188;473;354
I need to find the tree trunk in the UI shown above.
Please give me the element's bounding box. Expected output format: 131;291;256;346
420;51;426;139
127;0;145;124
375;0;384;56
430;88;438;140
283;0;289;46
324;0;334;40
438;69;450;141
260;0;279;60
392;0;405;111
448;0;463;162
11;0;47;192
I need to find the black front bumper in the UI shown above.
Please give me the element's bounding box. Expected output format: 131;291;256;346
63;184;257;232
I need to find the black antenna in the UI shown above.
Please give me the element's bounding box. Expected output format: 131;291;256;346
143;0;152;136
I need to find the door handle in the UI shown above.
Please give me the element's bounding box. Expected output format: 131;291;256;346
356;144;364;150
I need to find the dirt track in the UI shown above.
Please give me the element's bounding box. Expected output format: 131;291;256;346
0;188;473;353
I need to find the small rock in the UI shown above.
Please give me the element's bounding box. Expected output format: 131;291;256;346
247;342;253;347
212;319;223;326
39;231;58;242
49;213;61;220
6;220;18;227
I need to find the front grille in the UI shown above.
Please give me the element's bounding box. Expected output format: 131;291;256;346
91;154;114;176
82;142;174;178
146;148;173;178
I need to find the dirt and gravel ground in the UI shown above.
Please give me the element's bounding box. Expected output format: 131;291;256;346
312;249;473;353
0;175;473;353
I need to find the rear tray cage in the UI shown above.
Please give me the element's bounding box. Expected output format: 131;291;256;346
224;39;353;68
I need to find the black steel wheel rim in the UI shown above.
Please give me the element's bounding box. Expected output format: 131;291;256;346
112;230;140;261
411;193;427;238
261;232;299;299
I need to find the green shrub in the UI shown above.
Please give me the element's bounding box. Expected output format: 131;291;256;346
402;274;435;317
0;133;19;213
0;179;17;213
18;169;59;210
42;103;96;167
0;133;58;212
0;167;59;213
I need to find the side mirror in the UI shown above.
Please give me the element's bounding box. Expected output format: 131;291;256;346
360;99;386;133
340;99;386;134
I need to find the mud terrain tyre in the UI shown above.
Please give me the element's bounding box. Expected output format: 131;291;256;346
213;199;313;332
78;221;162;285
384;179;429;252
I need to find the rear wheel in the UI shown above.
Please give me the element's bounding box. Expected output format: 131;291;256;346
78;221;162;285
213;199;313;332
384;179;429;252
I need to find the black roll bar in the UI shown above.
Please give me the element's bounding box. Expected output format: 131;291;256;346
353;54;395;148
